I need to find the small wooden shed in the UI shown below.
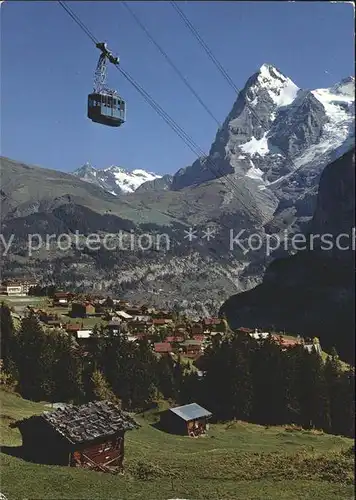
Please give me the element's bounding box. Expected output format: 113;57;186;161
160;403;212;437
12;400;139;473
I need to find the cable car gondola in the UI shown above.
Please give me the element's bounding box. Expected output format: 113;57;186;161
87;42;126;127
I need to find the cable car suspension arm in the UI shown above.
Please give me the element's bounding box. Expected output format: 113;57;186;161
93;42;119;94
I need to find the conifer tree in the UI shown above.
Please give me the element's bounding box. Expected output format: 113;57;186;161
157;355;175;399
16;313;48;400
298;350;331;431
0;302;15;370
51;329;84;403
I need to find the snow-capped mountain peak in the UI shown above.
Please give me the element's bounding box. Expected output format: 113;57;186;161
110;167;161;193
249;63;300;109
73;162;99;181
257;63;287;83
73;164;162;195
172;66;354;196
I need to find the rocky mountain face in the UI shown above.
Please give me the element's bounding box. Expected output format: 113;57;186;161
172;66;354;227
73;163;163;195
220;149;355;363
135;174;173;193
0;64;354;316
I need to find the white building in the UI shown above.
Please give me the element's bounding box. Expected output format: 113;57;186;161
76;330;93;339
1;280;37;296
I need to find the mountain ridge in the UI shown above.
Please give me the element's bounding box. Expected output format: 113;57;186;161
0;64;354;313
72;163;164;196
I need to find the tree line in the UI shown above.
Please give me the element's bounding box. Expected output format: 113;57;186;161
0;303;354;437
199;335;354;437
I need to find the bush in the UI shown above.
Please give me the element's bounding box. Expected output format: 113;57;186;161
127;460;166;480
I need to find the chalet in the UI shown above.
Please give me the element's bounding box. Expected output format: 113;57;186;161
154;342;173;354
236;327;254;334
160;403;212;436
116;311;132;321
12;401;139;472
166;336;184;343
181;339;202;357
1;279;37;296
71;302;96;318
107;320;121;334
152;318;173;326
271;335;302;350
53;292;73;306
53;292;72;306
65;323;83;334
203;318;221;327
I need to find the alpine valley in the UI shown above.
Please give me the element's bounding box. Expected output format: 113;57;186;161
1;64;354;316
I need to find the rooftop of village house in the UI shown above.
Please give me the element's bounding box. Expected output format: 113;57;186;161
13;400;140;444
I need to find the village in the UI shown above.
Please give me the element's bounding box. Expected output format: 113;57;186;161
0;279;349;484
0;278;323;363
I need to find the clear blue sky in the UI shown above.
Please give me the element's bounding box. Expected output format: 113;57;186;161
1;1;354;175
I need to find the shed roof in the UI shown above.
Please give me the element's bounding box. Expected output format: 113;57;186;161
153;318;172;325
271;335;301;347
14;400;139;444
154;342;172;353
203;318;221;325
65;323;82;331
169;403;212;421
192;335;205;341
54;292;71;298
237;327;254;333
117;311;133;319
166;336;184;343
181;339;202;346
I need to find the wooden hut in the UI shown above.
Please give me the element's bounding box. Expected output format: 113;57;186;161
160;403;212;437
12;400;139;473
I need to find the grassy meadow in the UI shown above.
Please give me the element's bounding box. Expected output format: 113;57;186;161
0;390;354;500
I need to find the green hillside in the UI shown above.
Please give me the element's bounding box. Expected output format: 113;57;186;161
0;390;353;500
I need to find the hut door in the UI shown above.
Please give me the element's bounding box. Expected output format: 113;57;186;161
71;451;82;467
